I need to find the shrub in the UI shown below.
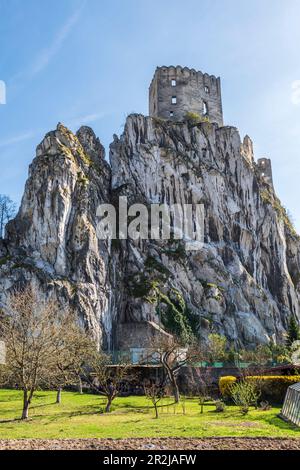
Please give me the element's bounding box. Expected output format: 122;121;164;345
229;380;260;415
219;376;237;397
246;375;300;403
184;112;201;124
184;112;210;125
214;399;226;412
219;375;300;403
259;401;272;411
287;317;300;347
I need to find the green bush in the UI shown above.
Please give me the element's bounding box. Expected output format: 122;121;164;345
229;380;260;415
219;375;300;403
184;112;210;125
246;376;300;403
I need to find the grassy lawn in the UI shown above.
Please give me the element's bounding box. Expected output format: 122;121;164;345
0;389;299;439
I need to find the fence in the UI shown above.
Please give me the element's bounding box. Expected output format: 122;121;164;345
110;350;289;369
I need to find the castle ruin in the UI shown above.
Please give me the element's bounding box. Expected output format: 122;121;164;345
257;157;274;188
149;65;223;126
149;65;274;189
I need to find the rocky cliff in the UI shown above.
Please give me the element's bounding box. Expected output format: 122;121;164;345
1;116;300;349
0;124;112;347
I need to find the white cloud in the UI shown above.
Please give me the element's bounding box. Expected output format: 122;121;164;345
12;2;85;84
30;7;83;77
291;80;300;105
0;111;105;151
0;131;35;148
66;112;107;128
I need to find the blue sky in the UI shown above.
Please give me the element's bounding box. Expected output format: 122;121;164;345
1;0;300;229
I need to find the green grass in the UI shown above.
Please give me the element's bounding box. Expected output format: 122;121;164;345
0;389;299;439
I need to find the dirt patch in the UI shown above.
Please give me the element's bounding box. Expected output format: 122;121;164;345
208;421;261;428
0;438;300;450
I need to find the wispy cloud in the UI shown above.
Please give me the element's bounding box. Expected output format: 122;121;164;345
291;80;300;105
0;111;105;150
0;131;36;149
11;2;85;85
29;6;83;77
66;112;107;129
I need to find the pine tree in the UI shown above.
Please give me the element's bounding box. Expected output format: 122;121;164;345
287;316;300;347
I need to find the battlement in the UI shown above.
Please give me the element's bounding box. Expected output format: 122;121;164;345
149;66;221;92
149;65;223;126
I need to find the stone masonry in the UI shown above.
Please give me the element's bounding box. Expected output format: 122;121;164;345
257;157;274;188
149;65;223;126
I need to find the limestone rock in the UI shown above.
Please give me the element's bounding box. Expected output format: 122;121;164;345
1;116;300;350
109;115;300;348
1;123;112;347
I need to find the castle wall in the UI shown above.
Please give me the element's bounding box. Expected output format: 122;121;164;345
149;66;223;126
115;321;172;350
257;158;273;188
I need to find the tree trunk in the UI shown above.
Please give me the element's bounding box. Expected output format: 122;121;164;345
172;380;180;403
78;377;83;394
56;387;62;404
105;397;112;413
165;365;180;403
22;390;30;420
154;404;159;419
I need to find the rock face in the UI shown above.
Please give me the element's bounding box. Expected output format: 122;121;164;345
1;116;300;349
0;124;112;347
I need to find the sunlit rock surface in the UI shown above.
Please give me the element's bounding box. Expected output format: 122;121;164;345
1;116;299;349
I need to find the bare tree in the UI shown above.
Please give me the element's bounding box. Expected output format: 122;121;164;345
144;380;165;419
0;287;69;419
148;335;201;403
51;312;96;404
86;352;134;413
0;195;16;238
198;368;213;414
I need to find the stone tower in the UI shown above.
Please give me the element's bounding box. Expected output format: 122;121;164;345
257;158;274;188
149;66;223;126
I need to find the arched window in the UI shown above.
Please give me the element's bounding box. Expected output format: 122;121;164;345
203;101;208;115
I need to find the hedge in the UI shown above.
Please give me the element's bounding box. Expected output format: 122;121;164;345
219;376;237;397
246;376;300;403
219;375;300;403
